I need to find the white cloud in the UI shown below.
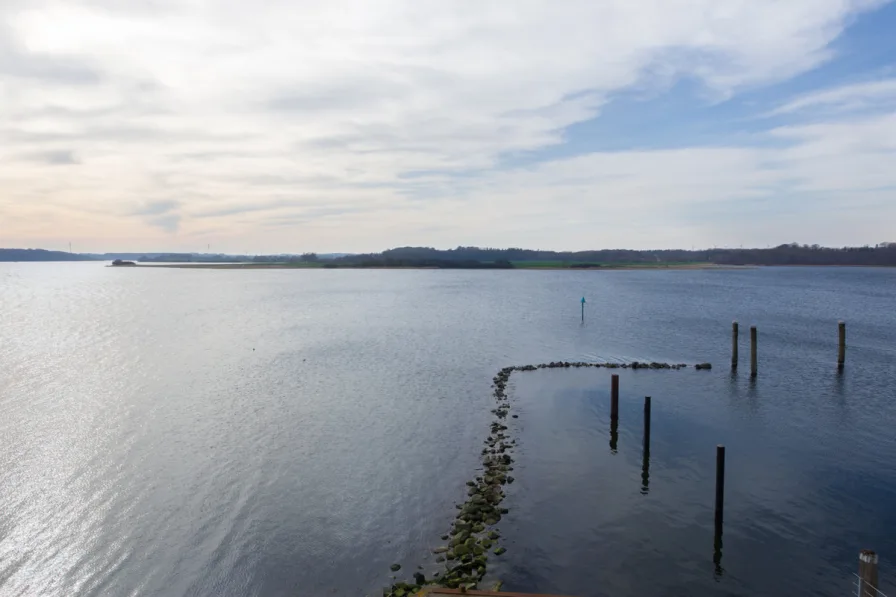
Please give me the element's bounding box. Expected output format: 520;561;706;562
768;79;896;116
0;0;892;251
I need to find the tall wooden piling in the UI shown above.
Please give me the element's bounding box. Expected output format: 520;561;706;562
858;550;879;597
731;321;739;369
610;374;619;421
750;326;758;378
643;396;651;448
838;321;847;369
714;445;725;531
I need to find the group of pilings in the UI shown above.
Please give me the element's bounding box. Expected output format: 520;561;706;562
384;361;709;595
385;339;856;595
611;372;726;570
730;320;847;376
612;363;880;585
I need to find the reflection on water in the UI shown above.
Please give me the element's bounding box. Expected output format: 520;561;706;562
641;397;651;496
609;419;619;453
1;264;895;596
714;528;724;579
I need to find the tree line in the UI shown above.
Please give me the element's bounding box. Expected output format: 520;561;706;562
330;243;896;267
4;244;896;266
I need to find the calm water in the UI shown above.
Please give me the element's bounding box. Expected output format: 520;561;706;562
1;264;894;596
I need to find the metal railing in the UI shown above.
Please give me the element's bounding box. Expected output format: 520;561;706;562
855;574;890;597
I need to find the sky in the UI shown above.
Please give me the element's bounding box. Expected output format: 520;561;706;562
2;0;896;253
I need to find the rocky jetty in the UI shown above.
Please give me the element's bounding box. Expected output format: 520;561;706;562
383;360;710;596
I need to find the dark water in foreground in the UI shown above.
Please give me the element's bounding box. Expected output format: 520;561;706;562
1;264;895;596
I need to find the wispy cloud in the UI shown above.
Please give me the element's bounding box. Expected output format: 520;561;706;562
13;149;81;165
146;213;181;233
767;79;896;116
132;199;180;216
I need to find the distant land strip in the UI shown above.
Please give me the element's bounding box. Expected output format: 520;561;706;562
3;243;896;267
135;261;748;271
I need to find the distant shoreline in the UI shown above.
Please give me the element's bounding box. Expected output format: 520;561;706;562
121;263;755;271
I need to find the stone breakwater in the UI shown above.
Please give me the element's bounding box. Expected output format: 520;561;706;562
384;360;711;596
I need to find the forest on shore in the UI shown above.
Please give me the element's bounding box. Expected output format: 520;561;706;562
3;243;896;267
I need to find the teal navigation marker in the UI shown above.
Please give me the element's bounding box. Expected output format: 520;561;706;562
581;296;586;322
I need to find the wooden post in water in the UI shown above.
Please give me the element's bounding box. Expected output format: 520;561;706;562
610;374;619;422
714;445;725;531
731;321;739;370
643;396;651;448
750;326;758;378
838;321;847;370
858;550;879;597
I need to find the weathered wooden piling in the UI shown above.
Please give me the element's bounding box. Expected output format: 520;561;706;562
643;396;651;448
731;321;739;369
858;550;879;597
609;419;619;453
750;326;758;377
714;445;725;531
839;321;847;369
610;374;619;421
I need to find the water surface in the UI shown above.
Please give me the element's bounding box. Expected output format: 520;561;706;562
1;264;894;596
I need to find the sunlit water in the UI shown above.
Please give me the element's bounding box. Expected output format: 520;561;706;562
1;264;894;596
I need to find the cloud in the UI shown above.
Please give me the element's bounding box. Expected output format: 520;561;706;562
0;0;893;251
12;149;81;165
128;200;182;232
768;79;896;117
0;19;102;84
147;213;181;233
132;199;180;216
